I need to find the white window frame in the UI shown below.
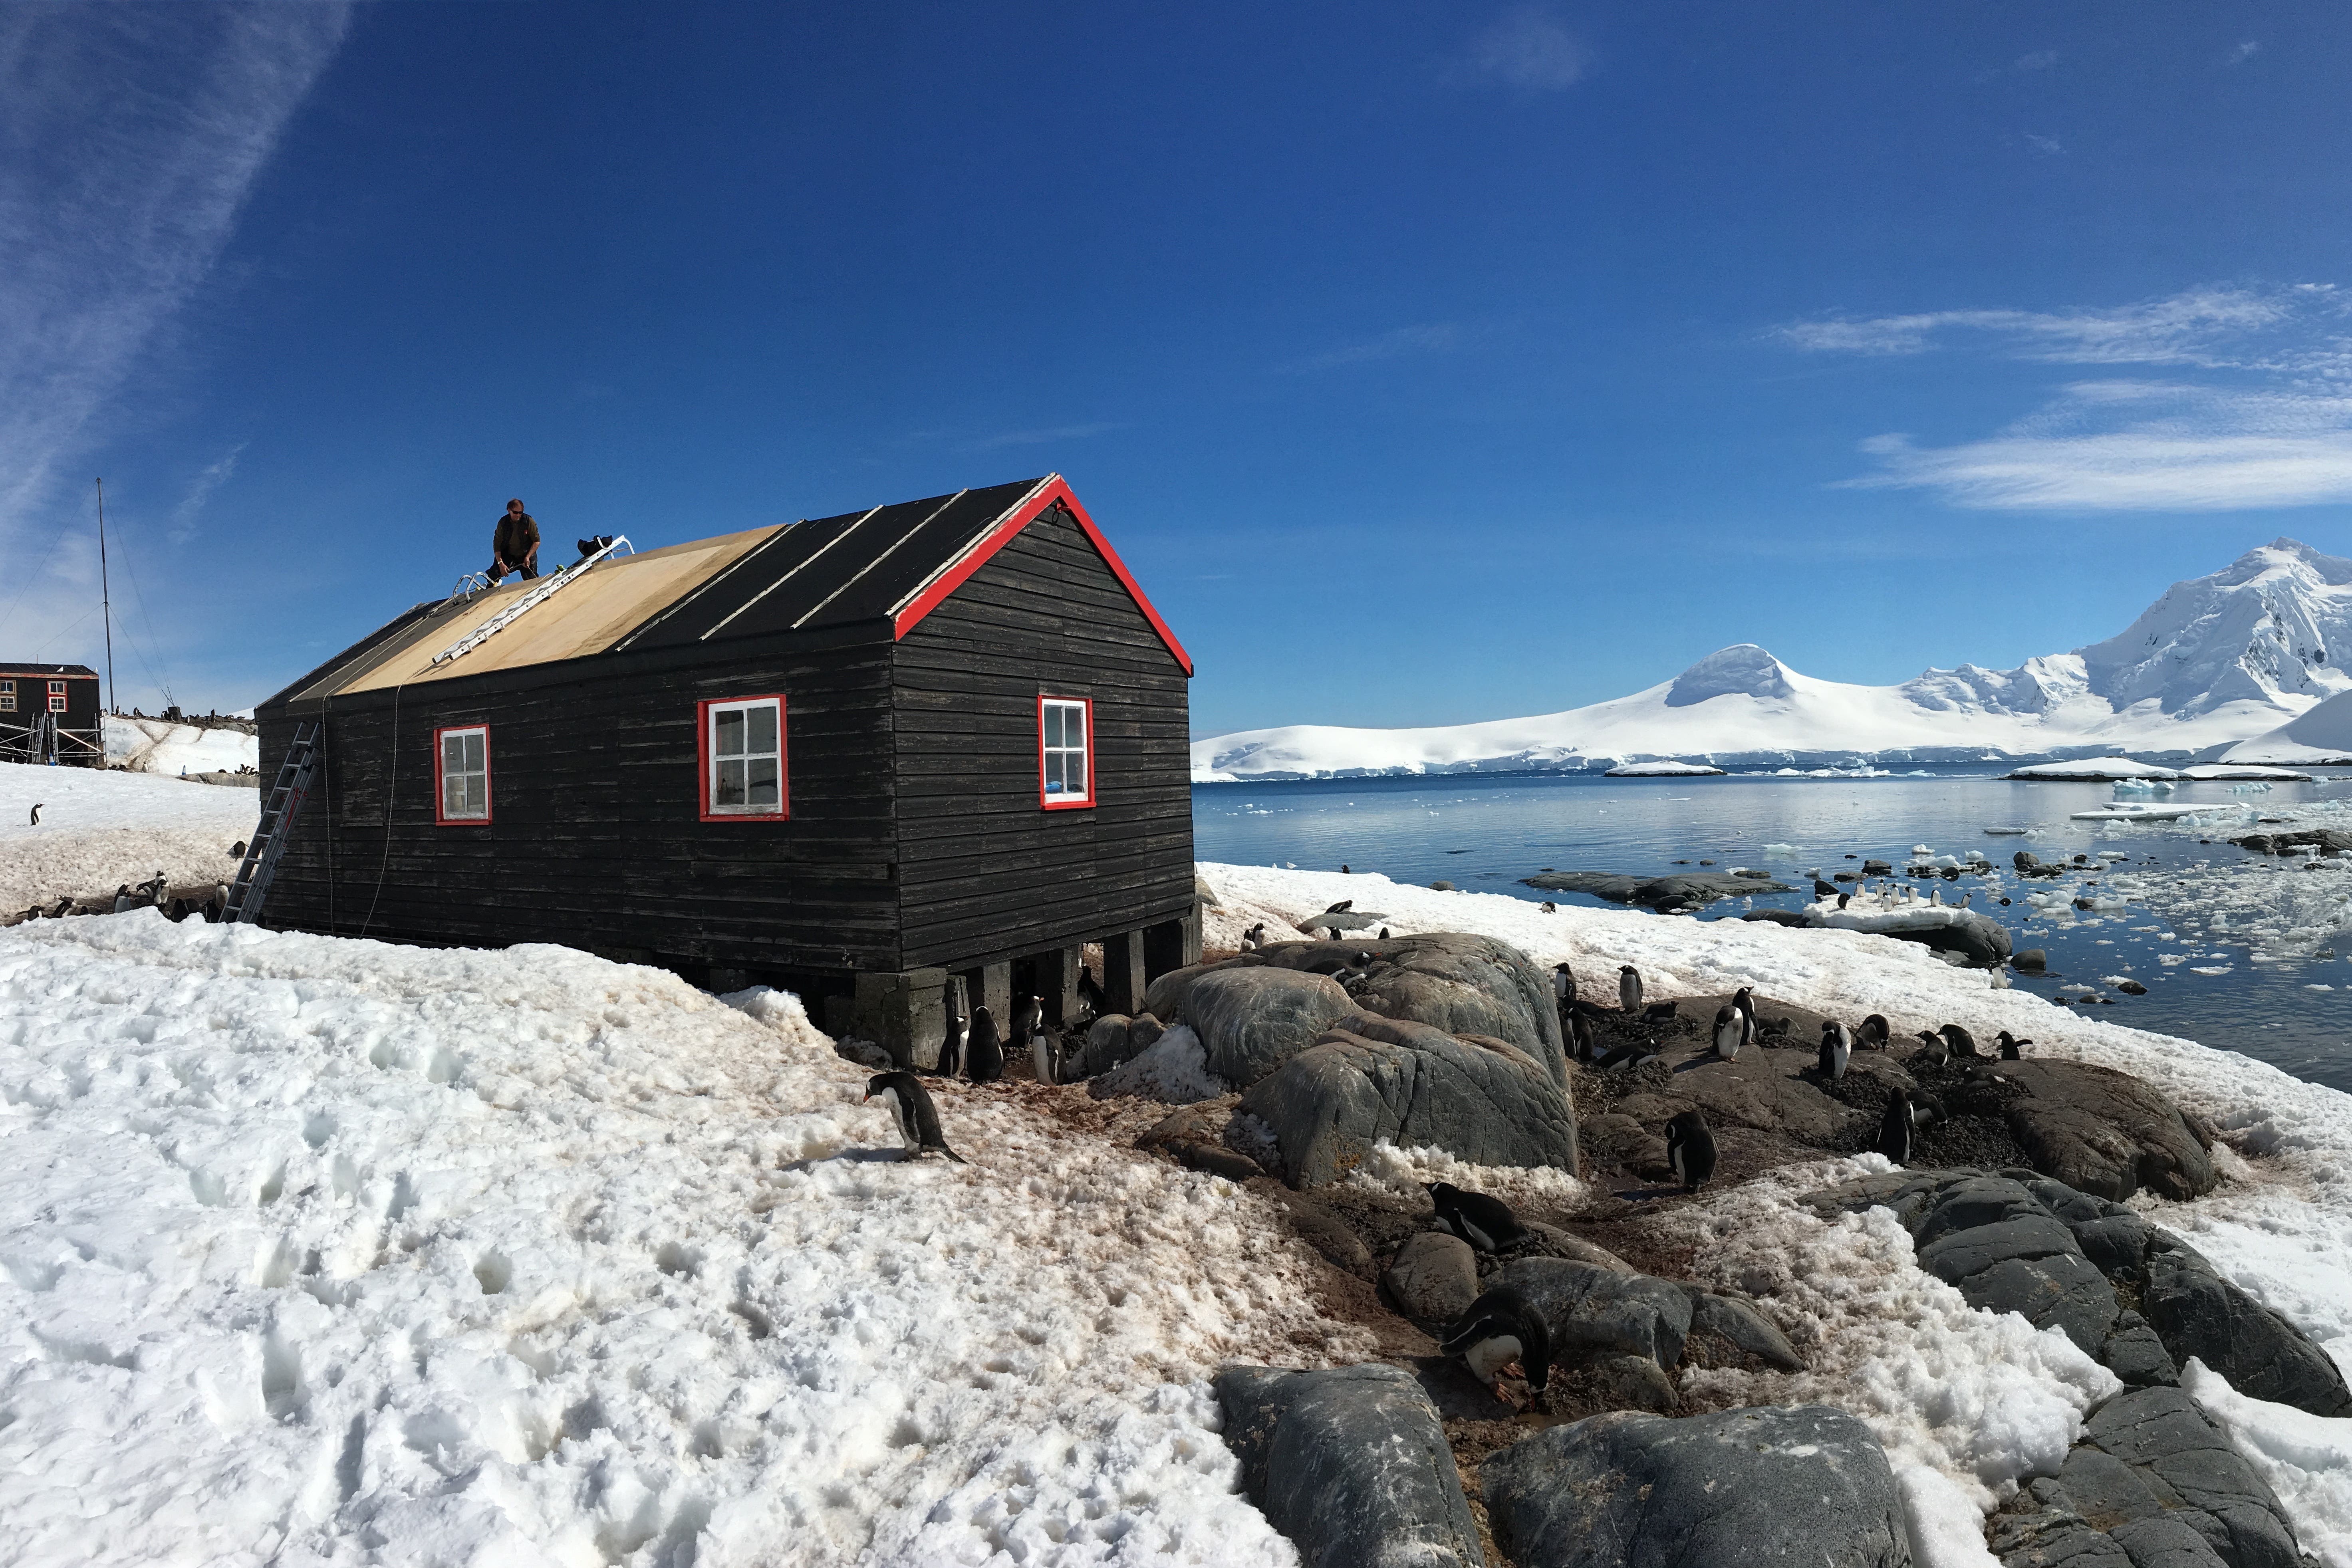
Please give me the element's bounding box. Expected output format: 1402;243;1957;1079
701;695;787;819
1038;695;1094;810
46;693;65;714
435;724;491;824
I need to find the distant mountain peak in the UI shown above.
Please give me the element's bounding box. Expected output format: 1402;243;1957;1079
1665;644;1795;707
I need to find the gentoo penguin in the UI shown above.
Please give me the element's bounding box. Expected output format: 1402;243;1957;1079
1552;961;1578;1010
1033;1027;1062;1086
1619;965;1643;1014
1930;886;1945;907
1732;986;1758;1048
1878;1089;1915;1165
1570;1012;1598;1064
1640;1000;1679;1024
1426;1182;1528;1252
1011;993;1043;1052
140;872;165;906
1595;1041;1662;1074
1916;1029;1949;1067
1856;1014;1890;1051
229;839;247;860
1997;1031;2031;1060
1077;967;1106;1017
1665;1108;1717;1190
1712;1005;1744;1060
27;803;40;826
110;883;134;914
1241;922;1266;951
937;986;967;1078
865;1071;966;1162
1818;1020;1851;1082
1939;1023;1979;1059
1378;927;1391;939
965;1005;1005;1084
1440;1287;1552;1405
1324;899;1353;915
1837;893;1852;911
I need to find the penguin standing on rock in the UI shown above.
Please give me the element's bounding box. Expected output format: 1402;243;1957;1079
1916;1029;1949;1067
1998;1031;2031;1060
1939;1023;1979;1059
965;1006;1005;1083
1665;1108;1717;1190
1818;1020;1851;1082
865;1071;967;1162
1426;1182;1528;1252
1732;986;1759;1050
1011;994;1043;1053
1857;1014;1890;1051
1440;1287;1552;1407
1712;1005;1743;1060
110;883;134;914
1619;965;1643;1014
1878;1089;1916;1165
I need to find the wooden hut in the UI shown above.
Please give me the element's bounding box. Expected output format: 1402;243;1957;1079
0;662;103;766
252;475;1198;1058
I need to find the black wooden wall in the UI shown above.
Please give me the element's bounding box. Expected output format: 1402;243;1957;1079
892;504;1195;971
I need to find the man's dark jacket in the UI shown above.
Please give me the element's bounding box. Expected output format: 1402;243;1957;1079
495;512;539;563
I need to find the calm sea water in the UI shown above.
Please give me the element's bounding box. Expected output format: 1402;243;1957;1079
1193;768;2352;1095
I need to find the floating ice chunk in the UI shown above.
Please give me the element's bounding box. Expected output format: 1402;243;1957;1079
1761;843;1800;857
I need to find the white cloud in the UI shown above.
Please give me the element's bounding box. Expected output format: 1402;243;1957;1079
960;421;1123;452
2016;50;2059;71
0;6;350;571
170;443;247;542
2022;132;2065;157
2226;40;2261;65
1449;6;1588;91
1285;322;1463;372
1774;284;2328;367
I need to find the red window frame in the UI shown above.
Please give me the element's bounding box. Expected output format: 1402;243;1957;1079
1038;694;1096;810
698;693;790;822
433;724;492;825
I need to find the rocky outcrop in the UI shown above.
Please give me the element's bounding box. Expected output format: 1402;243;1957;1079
2230;827;2352;856
1491;1256;1693;1369
2073;1386;2302;1568
2141;1237;2352;1417
1073;1012;1164;1079
1683;1286;1806;1371
1183;968;1355;1086
1522;869;1792;911
1240;1013;1578;1187
1481;1404;1914;1568
1381;1232;1480;1324
1213;1364;1483;1568
1997;1061;2216;1201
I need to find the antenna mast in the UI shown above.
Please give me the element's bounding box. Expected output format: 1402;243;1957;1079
95;477;116;715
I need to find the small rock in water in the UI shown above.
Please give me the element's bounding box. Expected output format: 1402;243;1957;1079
2116;979;2147;995
1430;880;1455;891
2013;949;2047;973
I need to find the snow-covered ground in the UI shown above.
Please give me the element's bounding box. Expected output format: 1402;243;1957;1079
0;761;253;915
105;715;260;776
1194;539;2352;778
2229;686;2352;765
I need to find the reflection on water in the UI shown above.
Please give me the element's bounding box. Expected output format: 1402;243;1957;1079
1193;768;2352;1094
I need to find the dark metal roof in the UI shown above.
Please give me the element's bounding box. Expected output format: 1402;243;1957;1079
616;477;1050;651
0;663;99;677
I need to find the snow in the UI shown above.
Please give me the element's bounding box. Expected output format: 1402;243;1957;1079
105;715;259;776
2007;757;2183;780
0;916;1361;1566
1193;540;2352;778
0;760;253;914
2183;764;2314;781
2186;1360;2352;1568
1092;1024;1225;1104
1602;759;1725;776
2226;686;2352;765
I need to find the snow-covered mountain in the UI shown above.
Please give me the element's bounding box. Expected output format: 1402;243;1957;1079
1195;538;2352;779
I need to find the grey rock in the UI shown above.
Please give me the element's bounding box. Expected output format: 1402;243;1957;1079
1919;1210;2080;1274
1241;1013;1578;1187
1184;967;1357;1087
2108;1515;2229;1568
1141;961;1234;1030
1522;869;1793;910
1963;1252;2122;1356
1383;1232;1480;1324
1685;1288;1806;1371
1917;1175;2054;1246
1213;1364;1483;1568
1493;1257;1693;1370
1481;1403;1913;1568
2028;1181;2155;1279
1991;1510;2133;1566
2059;1447;2169;1530
1077;1014;1135;1078
2101;1312;2181;1389
2082;1386;2301;1568
1127;1013;1164;1055
1549;1352;1678;1413
1283;1197;1373;1277
1247;932;1570;1087
1521;1220;1637;1274
1429;879;1455;891
1174;1140;1262;1182
2015;949;2050;974
2142;1239;2352;1418
1987;1061;2217;1201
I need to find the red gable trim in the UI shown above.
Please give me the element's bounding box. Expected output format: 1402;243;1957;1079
889;475;1194;676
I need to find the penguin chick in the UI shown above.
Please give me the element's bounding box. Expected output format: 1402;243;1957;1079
1939;1023;1979;1059
1712;1005;1743;1060
1665;1108;1717;1190
965;1005;1005;1084
1818;1020;1851;1082
1619;965;1643;1014
1426;1181;1528;1253
1998;1030;2031;1060
1878;1089;1915;1165
1440;1287;1552;1406
865;1071;966;1162
1856;1014;1890;1051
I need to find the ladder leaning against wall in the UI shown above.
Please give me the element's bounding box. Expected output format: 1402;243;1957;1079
224;720;321;925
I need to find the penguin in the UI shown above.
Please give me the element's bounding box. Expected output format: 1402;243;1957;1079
1665;1108;1717;1191
936;985;967;1079
1619;965;1643;1014
1732;986;1758;1046
1712;1005;1744;1060
1640;1000;1679;1024
1540;901;1558;913
229;839;247;860
1570;1011;1598;1064
1378;927;1391;939
1818;1020;1851;1082
1426;1181;1528;1252
1878;1089;1915;1165
28;803;41;826
1997;1030;2030;1060
1930;886;1945;907
1012;993;1044;1052
110;883;134;914
1034;1026;1062;1086
1076;968;1106;1017
1915;1028;1949;1066
865;1071;967;1162
1837;893;1852;911
965;1005;1005;1083
1552;961;1578;1011
1241;922;1266;951
1856;1014;1890;1051
1340;864;1350;874
1440;1286;1552;1405
1324;899;1354;915
1939;1023;1979;1060
1595;1042;1662;1074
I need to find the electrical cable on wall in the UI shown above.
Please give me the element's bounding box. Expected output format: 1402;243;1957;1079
357;683;402;938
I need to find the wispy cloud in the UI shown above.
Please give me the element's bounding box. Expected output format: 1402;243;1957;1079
1283;322;1464;373
0;6;350;571
959;421;1123;453
170;443;247;542
2021;132;2065;157
2015;50;2059;71
2225;40;2261;65
1786;284;2352;512
1447;6;1588;91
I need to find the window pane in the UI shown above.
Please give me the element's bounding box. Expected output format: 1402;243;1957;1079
715;709;746;759
747;758;779;806
1066;707;1085;751
464;777;486;816
1044;753;1065;794
1066;755;1086;798
1043;706;1063;747
717;758;746;806
462;733;484;772
746;703;778;755
444;774;464;816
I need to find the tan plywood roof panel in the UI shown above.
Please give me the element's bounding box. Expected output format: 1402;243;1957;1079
322;526;780;696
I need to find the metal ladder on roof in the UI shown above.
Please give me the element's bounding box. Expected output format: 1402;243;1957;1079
224;720;320;925
429;535;632;667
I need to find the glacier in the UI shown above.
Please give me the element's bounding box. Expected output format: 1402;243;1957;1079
1195;537;2352;780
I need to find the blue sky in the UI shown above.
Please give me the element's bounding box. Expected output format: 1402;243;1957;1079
5;3;2352;736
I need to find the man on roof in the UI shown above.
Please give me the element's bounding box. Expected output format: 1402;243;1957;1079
490;498;540;584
